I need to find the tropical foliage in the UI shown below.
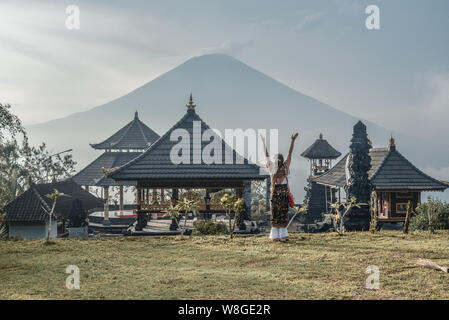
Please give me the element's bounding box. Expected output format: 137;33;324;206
175;198;200;238
327;197;368;236
193;219;228;235
410;197;449;232
0;103;76;211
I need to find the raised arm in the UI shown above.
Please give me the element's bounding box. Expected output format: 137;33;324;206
260;134;272;170
260;134;270;159
285;133;299;168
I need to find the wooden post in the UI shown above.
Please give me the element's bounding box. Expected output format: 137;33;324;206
170;189;179;230
119;185;124;212
103;186;111;226
403;200;411;234
325;185;328;213
153;189;158;204
204;189;211;219
161;188;165;202
136;188;141;208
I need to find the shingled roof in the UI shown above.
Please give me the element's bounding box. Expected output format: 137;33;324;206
73;152;140;187
110;95;266;181
3;180;104;223
90;111;160;150
301;133;341;159
314;146;448;191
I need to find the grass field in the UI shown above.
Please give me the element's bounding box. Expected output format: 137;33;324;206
1;231;449;300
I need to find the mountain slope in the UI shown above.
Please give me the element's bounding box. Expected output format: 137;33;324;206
27;53;448;201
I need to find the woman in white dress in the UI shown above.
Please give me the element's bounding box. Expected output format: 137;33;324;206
261;133;299;242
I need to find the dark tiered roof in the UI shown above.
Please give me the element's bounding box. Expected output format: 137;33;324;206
110;96;266;182
73;112;160;187
90;111;160;150
314;145;448;191
3;180;104;223
301;133;341;159
72;152;141;187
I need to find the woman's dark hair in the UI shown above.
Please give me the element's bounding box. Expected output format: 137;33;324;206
274;153;284;170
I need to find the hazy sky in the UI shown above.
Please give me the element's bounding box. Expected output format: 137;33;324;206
1;0;448;142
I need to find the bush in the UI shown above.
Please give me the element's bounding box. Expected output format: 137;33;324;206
410;198;449;231
193;219;228;235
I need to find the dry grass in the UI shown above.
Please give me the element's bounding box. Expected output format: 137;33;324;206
1;231;449;300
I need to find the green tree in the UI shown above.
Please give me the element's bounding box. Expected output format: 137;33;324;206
410;197;449;232
21;136;76;184
0;103;76;214
0;103;24;141
0;140;29;208
44;189;70;242
162;202;182;230
176;198;200;238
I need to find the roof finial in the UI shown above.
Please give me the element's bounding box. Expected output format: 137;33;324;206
319;133;323;139
389;134;396;147
135;110;138;119
187;93;196;110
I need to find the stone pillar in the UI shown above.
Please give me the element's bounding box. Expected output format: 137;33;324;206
119;186;124;213
345;121;373;231
235;187;245;230
135;211;147;231
243;180;252;220
266;177;271;212
102;186;111;226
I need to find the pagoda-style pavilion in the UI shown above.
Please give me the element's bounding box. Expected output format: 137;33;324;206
110;95;267;231
73;111;160;225
314;122;447;228
301;133;341;223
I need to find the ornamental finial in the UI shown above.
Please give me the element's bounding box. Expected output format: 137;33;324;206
135;110;138;118
319;133;323;139
389;135;396;147
187;93;196;110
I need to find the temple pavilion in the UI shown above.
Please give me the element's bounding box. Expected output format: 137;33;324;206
301;133;341;223
109;95;267;231
73;111;160;225
314;121;448;226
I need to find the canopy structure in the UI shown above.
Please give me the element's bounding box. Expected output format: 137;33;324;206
3;179;103;223
314;137;447;222
90;111;160;151
72;111;160;225
314;144;447;191
301;133;342;160
110;95;268;230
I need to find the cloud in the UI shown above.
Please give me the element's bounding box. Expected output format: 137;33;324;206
200;40;255;56
293;10;326;33
422;167;449;181
425;73;449;114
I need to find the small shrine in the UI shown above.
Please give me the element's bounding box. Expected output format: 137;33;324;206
300;133;341;223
